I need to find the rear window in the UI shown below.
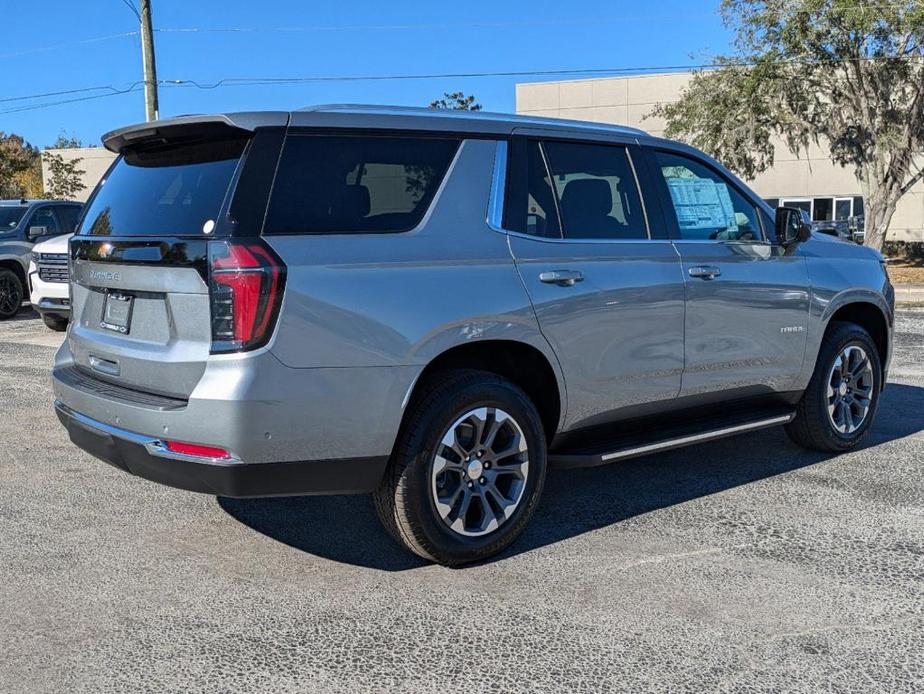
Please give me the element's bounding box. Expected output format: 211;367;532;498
264;134;460;235
78;137;247;237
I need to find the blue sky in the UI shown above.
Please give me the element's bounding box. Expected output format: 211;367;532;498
1;0;731;148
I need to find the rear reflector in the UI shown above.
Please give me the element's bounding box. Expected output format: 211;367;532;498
208;239;285;353
164;440;232;460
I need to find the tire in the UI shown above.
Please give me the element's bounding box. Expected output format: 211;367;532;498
374;369;547;566
42;314;68;332
0;268;23;320
786;321;882;452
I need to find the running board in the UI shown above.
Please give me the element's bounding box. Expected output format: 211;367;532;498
549;412;795;469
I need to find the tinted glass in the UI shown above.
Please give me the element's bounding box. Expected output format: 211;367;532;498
544;141;647;240
0;207;26;232
504;139;561;238
78;137;246;237
264;135;460;235
32;207;59;235
56;206;81;234
656;150;762;241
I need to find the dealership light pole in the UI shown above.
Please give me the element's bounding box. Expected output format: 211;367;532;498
139;0;159;121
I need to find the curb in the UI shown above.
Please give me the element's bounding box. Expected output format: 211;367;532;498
894;284;924;305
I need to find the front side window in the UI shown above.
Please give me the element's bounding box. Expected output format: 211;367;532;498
264;135;460;235
31;207;59;236
543;141;647;240
655;150;762;242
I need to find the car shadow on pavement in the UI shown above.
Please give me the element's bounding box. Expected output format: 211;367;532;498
219;382;924;571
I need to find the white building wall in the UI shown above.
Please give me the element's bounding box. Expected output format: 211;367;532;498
517;73;924;242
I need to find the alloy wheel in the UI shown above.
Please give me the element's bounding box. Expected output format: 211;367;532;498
430;406;529;537
0;275;19;316
826;345;875;434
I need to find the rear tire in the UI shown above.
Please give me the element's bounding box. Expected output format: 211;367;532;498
786;322;882;452
42;314;68;332
0;268;23;320
374;369;547;566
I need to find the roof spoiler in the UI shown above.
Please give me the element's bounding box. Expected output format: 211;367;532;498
101;112;289;153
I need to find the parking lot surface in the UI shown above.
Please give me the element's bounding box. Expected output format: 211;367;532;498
1;308;922;693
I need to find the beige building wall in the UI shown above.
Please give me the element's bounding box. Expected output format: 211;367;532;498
517;73;924;242
41;147;116;202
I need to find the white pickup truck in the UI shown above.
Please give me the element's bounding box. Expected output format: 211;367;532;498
29;232;72;331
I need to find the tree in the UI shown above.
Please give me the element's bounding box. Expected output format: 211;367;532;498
652;1;924;251
429;92;482;111
49;133;84;150
42;152;86;200
0;133;40;199
41;133;86;200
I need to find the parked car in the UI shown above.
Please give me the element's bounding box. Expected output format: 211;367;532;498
29;232;73;331
0;199;82;320
52;106;894;565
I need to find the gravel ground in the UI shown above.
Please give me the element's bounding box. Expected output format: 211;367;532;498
1;308;922;693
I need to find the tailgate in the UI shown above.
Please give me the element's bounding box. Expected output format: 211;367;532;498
69;239;211;399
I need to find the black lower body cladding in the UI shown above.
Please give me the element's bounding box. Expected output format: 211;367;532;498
55;403;388;497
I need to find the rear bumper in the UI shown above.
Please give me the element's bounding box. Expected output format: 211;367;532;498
55;401;388;497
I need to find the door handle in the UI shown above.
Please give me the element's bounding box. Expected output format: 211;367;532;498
688;265;722;280
539;270;584;286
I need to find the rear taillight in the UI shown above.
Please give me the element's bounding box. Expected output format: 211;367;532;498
208;239;286;353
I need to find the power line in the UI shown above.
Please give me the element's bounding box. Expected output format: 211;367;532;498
0;31;137;60
119;0;141;21
3;54;923;116
0;84;143;116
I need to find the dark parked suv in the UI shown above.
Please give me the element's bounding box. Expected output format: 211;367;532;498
0;199;82;320
53;106;894;565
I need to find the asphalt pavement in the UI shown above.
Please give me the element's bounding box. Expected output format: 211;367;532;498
1;308;922;693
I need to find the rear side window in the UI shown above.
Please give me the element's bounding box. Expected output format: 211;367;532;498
78;137;247;237
543;141;648;240
504;139;562;238
264;135;460;235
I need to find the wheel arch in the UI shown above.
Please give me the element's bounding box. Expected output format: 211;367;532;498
821;297;891;386
403;339;565;443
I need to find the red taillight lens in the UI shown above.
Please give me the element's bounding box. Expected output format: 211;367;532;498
165;440;232;460
208;240;286;353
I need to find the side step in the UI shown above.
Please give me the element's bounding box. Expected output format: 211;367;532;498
549;411;795;469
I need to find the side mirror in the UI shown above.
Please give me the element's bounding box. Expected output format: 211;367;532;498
775;207;811;246
28;225;49;241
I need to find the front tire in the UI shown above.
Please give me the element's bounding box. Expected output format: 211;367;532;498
374;369;547;566
786;322;882;452
0;269;23;320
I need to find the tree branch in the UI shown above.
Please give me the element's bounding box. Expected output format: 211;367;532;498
900;166;924;196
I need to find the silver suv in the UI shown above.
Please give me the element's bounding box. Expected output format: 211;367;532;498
53;106;894;565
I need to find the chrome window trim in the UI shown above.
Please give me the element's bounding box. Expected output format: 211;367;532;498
488;138;656;244
486;140;507;232
502;229;674;245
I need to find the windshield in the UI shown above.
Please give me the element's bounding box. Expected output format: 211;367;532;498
78;136;247;237
0;207;26;232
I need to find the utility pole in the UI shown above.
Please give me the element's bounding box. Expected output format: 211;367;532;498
139;0;159;121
